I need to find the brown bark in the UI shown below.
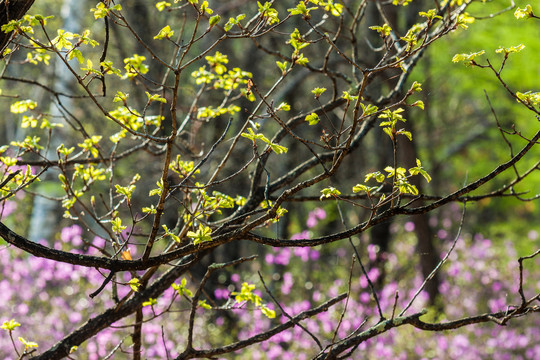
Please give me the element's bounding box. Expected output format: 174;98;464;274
401;112;440;305
0;0;37;54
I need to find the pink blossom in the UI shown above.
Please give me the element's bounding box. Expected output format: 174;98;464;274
291;230;310;240
281;272;294;295
274;248;291;265
437;229;448;239
404;221;415;232
0;200;16;217
367;244;378;262
214;288;230;300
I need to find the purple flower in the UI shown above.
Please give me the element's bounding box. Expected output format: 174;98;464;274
16;303;29;315
313;207;326;220
293;247;309;261
306;214;318;228
214;288;230;300
360;275;368;288
306;208;326;228
437;229;448;239
274;248;291;265
281;272;294;295
61;225;83;245
267;344;283;359
448;263;460;277
404;221;415;232
525;345;540;359
359;292;371;303
437;336;448;351
488;297;507;312
367;267;380;283
450;334;470;357
69;312;82;323
367;244;378;262
291;230;310;240
88;236;106;255
439;280;450;294
442;217;452;229
0;200;16;218
265;253;275;265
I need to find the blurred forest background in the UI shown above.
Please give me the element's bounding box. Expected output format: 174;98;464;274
1;0;538;246
0;0;539;358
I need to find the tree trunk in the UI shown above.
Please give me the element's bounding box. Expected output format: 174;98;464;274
400;114;441;305
0;0;37;54
28;0;84;242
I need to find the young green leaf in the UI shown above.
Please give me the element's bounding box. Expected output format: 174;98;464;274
209;15;221;27
320;187;341;200
129;278;141;292
156;1;171;11
305;112;320;125
514;5;534;19
187;224;213;245
198;300;212;309
154;25;174;40
142;298;158;307
1;319;21;331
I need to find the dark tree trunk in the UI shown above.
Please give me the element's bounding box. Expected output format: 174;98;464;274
401;114;441;305
366;1;441;305
0;0;37;54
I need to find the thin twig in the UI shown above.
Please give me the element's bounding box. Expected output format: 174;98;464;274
258;271;323;350
400;203;467;316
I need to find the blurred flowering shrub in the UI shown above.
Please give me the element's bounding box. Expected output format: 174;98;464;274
1;207;538;359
